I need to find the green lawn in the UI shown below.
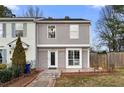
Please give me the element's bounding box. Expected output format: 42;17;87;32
55;69;124;87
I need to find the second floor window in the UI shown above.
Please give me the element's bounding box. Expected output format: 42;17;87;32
16;23;24;37
48;25;56;38
12;23;27;37
70;25;79;39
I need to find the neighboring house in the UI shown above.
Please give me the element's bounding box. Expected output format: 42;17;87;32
36;18;90;69
0;18;36;68
0;17;91;69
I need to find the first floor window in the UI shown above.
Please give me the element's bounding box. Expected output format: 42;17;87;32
0;50;2;64
48;25;56;38
68;50;80;66
0;49;7;64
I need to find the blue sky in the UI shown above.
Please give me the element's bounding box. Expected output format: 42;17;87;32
6;5;104;46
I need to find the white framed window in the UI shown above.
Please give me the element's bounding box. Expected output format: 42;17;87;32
0;24;3;38
47;25;56;38
15;23;24;37
68;50;80;66
66;48;82;68
0;50;2;64
70;25;79;39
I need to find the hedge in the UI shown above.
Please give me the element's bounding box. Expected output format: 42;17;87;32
0;67;20;83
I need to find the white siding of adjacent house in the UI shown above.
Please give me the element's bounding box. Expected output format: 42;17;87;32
0;22;36;68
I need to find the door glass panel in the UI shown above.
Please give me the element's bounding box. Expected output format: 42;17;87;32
51;52;55;65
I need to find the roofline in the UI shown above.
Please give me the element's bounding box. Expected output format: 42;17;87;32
0;18;91;24
0;18;35;21
36;20;91;24
7;39;30;46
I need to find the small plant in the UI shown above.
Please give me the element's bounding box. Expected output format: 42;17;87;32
8;66;20;78
0;64;7;70
12;66;20;78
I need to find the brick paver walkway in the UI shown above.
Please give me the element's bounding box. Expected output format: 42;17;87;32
27;69;61;87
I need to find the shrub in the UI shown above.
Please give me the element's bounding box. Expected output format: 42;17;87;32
97;51;107;54
12;37;26;73
0;66;21;83
0;69;13;83
0;64;7;70
11;66;20;78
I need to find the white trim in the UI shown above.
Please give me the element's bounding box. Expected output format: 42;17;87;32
36;21;91;24
47;24;56;39
66;48;82;68
48;50;58;68
87;48;90;68
37;44;90;47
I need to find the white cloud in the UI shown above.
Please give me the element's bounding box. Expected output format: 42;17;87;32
91;5;105;9
5;5;19;11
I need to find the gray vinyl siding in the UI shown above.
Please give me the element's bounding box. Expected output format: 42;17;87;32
37;24;90;44
37;48;66;69
58;49;66;68
82;49;88;68
37;48;89;69
37;48;48;69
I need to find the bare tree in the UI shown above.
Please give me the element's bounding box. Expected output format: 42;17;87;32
23;6;43;18
96;6;123;52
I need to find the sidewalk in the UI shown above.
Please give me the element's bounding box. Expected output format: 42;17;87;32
27;69;61;87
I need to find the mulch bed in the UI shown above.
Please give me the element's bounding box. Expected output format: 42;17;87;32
0;69;41;87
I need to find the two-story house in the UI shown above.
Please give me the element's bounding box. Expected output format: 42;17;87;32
36;18;90;69
0;17;90;70
0;18;36;68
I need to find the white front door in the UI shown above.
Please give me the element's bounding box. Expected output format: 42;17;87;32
48;50;58;68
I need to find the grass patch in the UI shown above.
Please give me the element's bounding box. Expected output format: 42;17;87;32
55;69;124;87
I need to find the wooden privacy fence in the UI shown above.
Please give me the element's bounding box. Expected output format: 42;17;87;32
90;52;124;69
